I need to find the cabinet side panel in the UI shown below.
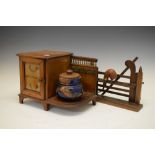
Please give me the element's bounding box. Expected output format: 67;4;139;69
46;56;71;98
71;65;98;94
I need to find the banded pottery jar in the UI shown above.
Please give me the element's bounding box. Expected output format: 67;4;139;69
56;69;83;101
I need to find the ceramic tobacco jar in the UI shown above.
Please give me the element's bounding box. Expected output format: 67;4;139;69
56;69;83;101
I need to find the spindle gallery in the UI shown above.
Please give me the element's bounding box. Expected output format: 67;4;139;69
17;50;143;112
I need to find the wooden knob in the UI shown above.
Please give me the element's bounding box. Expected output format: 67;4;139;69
67;69;73;74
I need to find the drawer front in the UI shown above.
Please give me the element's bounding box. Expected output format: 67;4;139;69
19;57;45;99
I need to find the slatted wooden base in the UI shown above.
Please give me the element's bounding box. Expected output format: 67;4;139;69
96;96;143;112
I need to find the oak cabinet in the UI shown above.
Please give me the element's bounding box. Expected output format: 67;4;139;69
17;50;98;111
17;50;72;102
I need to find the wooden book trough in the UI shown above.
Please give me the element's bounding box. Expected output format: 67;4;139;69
96;57;143;112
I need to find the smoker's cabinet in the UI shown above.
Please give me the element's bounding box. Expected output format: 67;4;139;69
17;50;72;106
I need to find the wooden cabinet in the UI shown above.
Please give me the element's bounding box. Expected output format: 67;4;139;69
17;50;98;111
17;50;72;104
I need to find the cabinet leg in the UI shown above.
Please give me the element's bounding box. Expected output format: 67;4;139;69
92;100;96;105
43;103;50;111
92;95;97;106
19;95;24;104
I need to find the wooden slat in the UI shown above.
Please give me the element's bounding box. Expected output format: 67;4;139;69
125;60;136;102
71;64;98;69
97;84;130;92
98;71;104;74
98;78;132;87
98;90;129;97
96;96;143;112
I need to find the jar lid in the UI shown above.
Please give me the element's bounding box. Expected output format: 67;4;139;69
59;69;81;79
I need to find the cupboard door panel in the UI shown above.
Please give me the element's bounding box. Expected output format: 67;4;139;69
25;63;41;92
25;76;41;92
20;57;45;99
25;63;40;78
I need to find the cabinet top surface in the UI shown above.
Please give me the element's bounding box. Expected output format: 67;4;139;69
17;50;73;59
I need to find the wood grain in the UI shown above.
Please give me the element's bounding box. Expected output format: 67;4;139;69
96;96;143;112
135;67;143;104
17;50;72;59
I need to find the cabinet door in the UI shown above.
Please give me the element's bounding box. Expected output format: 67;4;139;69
19;57;45;99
